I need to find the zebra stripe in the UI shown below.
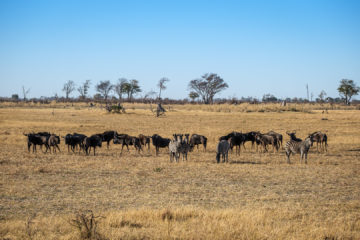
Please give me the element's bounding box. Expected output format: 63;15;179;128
285;137;313;164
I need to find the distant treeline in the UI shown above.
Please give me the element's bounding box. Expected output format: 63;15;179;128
0;95;356;105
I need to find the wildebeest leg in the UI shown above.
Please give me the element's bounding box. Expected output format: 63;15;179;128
107;141;110;149
28;142;31;153
94;147;96;156
55;144;61;153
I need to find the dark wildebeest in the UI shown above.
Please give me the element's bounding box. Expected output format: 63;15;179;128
113;134;142;153
63;133;86;153
243;131;259;150
189;134;207;152
308;131;328;152
24;132;49;153
46;134;61;153
286;131;302;142
255;133;278;153
101;131;116;149
285;135;314;164
84;134;102;156
151;134;170;156
216;140;230;163
219;132;245;154
266;131;283;149
138;134;151;150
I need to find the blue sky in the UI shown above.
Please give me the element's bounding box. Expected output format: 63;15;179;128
0;0;359;100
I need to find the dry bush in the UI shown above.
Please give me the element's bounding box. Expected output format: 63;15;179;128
70;210;106;240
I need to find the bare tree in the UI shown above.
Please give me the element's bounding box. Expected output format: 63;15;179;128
188;73;228;104
157;77;170;100
77;80;91;99
338;79;359;105
318;90;327;102
22;86;30;101
62;80;76;99
114;78;128;101
96;80;113;102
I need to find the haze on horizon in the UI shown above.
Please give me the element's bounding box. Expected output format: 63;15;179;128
0;0;359;100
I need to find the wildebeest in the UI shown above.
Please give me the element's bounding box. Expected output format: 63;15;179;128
285;135;314;163
46;134;61;153
266;131;283;148
101;131;116;149
138;134;151;150
308;131;328;152
84;134;102;156
219;132;245;154
189;134;207;152
151;134;171;156
255;133;278;152
24;132;49;153
216;140;230;163
113;133;142;153
64;133;87;153
243;131;259;150
286;131;302;142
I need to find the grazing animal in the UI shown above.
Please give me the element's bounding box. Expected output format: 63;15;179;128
169;134;181;162
266;131;283;148
285;136;314;163
255;133;278;152
138;134;151;150
179;134;191;161
243;131;259;150
286;131;302;142
151;134;171;156
113;134;142;153
63;133;87;153
24;132;49;153
101;131;116;149
228;132;246;155
84;134;102;156
216;140;230;163
189;134;207;152
308;131;328;152
47;134;61;153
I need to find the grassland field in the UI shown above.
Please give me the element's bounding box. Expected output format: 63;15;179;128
0;102;359;239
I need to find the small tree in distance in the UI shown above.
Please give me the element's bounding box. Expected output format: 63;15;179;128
114;78;128;101
77;80;91;99
96;80;113;102
62;80;76;99
157;77;170;100
337;79;359;105
188;73;228;104
189;92;199;102
22;86;30;101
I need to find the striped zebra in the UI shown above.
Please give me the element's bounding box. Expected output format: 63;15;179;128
179;134;191;161
285;136;313;164
169;134;181;162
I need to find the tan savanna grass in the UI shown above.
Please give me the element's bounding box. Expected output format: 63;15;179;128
0;102;359;239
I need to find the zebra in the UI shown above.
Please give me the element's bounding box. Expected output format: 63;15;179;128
169;134;181;162
179;134;191;161
285;136;314;164
216;140;230;163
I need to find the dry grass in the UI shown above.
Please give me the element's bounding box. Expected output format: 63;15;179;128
0;102;359;239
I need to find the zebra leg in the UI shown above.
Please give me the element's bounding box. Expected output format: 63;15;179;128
305;153;308;164
286;151;291;164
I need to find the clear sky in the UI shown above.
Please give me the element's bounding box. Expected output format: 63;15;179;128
0;0;359;100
